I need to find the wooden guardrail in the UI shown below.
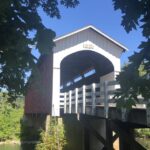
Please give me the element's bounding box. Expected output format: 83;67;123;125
60;80;119;118
60;80;150;126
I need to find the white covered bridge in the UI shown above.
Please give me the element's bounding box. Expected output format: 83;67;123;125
25;26;150;150
25;25;149;124
52;25;127;116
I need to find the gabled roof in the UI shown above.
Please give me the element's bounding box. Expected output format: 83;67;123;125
54;25;128;51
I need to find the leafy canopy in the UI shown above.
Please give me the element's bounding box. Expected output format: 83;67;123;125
0;0;79;100
113;0;150;108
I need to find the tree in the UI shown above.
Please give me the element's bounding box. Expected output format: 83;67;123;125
0;0;79;101
113;0;150;108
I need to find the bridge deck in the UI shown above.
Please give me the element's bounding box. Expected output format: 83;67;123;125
60;80;149;127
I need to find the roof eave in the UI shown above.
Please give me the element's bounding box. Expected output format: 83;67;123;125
53;25;128;51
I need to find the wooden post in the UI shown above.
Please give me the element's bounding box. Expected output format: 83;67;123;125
69;90;72;113
92;83;96;115
119;128;134;150
45;114;51;133
82;85;86;114
121;108;127;121
75;88;78;114
146;100;150;127
64;92;66;113
106;119;113;150
104;81;109;118
84;127;90;150
111;121;146;150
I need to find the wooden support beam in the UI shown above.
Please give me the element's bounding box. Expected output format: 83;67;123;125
133;140;147;150
106;119;113;150
111;121;147;150
121;108;127;121
146;103;150;127
80;116;106;146
86;122;106;146
84;127;90;150
45;114;50;133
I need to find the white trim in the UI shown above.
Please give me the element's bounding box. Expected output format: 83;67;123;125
54;25;128;51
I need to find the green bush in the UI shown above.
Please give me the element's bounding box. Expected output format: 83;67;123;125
0;98;23;141
135;129;150;138
36;117;66;150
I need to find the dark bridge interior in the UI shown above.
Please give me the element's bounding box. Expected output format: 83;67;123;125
60;50;114;92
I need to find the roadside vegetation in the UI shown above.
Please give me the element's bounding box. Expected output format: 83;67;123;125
0;94;66;149
135;129;150;138
135;129;150;149
0;94;24;141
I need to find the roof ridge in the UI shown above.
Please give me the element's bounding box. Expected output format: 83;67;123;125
54;25;128;51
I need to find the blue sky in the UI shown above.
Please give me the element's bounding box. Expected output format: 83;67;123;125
39;0;144;66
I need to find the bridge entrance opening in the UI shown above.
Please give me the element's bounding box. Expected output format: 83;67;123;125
60;50;114;92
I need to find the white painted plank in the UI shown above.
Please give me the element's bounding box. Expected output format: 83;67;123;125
64;93;67;113
92;83;96;115
107;80;118;86
86;92;92;97
86;98;92;103
104;81;109;118
82;85;86;114
60;102;64;105
75;88;78;113
85;85;92;90
69;91;72;113
60;93;65;96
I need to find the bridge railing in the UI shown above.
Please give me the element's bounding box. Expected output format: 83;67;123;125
60;80;150;126
59;80;120;118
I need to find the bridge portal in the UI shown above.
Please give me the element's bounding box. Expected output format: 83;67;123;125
25;25;127;116
52;25;127;116
60;50;114;92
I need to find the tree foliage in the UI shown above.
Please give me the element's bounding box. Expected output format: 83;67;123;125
0;94;24;141
0;0;79;101
113;0;150;108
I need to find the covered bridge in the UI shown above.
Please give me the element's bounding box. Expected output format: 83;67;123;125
25;25;127;116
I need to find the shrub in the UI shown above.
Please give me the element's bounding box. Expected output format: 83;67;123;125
36;117;66;150
135;129;150;138
0;98;23;141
